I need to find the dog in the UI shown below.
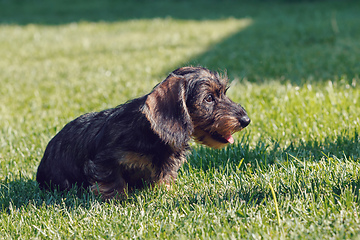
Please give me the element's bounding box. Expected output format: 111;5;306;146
36;66;250;199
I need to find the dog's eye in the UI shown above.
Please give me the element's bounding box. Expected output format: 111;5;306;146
204;94;214;103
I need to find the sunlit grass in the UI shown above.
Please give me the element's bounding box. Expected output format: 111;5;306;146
0;0;360;239
0;17;252;178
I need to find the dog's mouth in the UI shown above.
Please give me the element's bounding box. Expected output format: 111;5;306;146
210;132;234;144
193;127;240;149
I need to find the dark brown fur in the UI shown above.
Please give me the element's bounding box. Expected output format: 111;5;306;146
36;66;250;199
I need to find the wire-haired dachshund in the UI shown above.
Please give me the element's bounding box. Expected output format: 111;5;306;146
36;66;250;199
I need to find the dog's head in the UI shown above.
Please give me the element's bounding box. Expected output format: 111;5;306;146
143;66;250;149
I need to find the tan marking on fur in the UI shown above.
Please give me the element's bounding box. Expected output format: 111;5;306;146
120;152;153;169
192;128;228;149
213;116;242;134
191;113;243;149
90;179;128;200
157;178;173;190
157;169;177;190
122;153;156;185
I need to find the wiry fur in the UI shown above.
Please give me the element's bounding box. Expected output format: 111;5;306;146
36;66;250;199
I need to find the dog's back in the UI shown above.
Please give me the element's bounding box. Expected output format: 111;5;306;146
36;110;114;191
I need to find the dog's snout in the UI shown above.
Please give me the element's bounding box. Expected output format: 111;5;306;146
239;115;250;128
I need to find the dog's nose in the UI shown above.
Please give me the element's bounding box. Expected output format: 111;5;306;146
239;115;250;128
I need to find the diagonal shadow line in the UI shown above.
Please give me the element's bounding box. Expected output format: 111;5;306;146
1;0;359;84
177;6;360;84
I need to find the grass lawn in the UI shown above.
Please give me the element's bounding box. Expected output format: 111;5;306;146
1;0;360;238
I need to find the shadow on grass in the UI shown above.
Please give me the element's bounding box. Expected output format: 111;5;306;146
1;0;359;213
0;0;265;24
189;129;360;171
0;176;173;211
1;130;358;211
0;177;102;212
185;130;360;205
1;0;360;83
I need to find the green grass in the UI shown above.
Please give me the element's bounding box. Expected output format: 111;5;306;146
1;0;360;239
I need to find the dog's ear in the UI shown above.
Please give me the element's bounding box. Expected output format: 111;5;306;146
142;73;193;149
